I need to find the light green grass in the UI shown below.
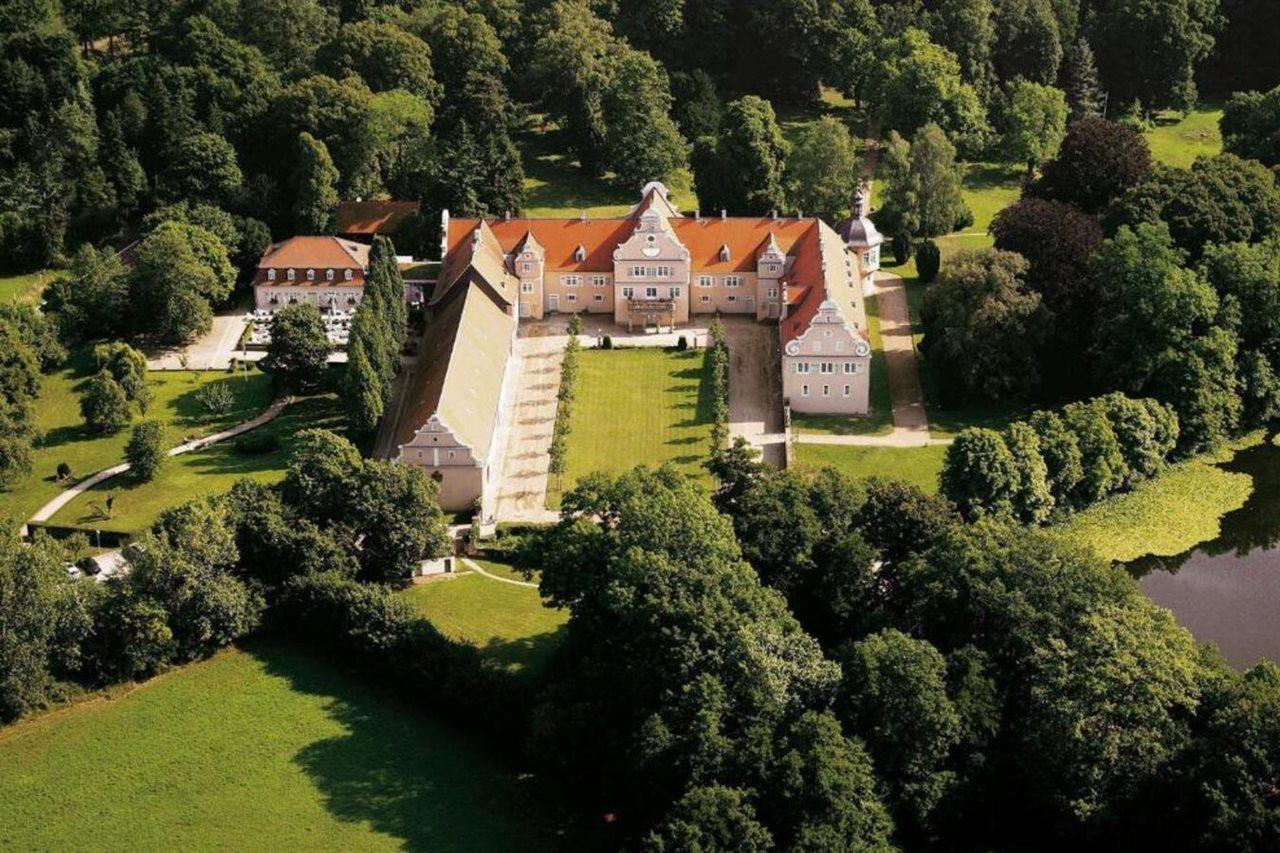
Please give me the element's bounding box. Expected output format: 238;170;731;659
0;640;571;851
793;443;947;493
1;352;274;528
1145;104;1223;169
793;292;892;436
0;269;54;303
550;348;713;505
520;116;697;217
51;392;345;534
401;560;567;676
1051;433;1262;563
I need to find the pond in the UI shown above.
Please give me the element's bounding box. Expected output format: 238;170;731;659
1129;440;1280;668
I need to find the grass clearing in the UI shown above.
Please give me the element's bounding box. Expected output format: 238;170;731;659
1145;104;1223;168
51;392;346;534
401;560;566;676
0;640;571;851
0;269;55;303
793;442;946;493
549;347;713;505
0;350;274;527
793;292;892;436
1051;433;1263;563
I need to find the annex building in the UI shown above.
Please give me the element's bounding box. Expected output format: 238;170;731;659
393;182;883;513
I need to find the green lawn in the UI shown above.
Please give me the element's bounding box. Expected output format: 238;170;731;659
0;640;571;851
520;116;698;217
793;292;892;436
401;559;567;677
1051;433;1262;563
51;392;345;535
550;348;714;505
0;269;55;304
793;443;947;494
1145;104;1223;168
0;351;274;528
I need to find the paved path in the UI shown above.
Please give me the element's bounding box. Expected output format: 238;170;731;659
26;397;291;529
723;319;786;467
492;334;565;523
460;556;538;588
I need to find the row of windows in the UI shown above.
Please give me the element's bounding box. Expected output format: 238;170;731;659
621;286;682;298
800;384;855;398
558;275;610;287
266;268;356;282
628;265;675;278
795;362;863;375
558;293;605;303
697;275;741;288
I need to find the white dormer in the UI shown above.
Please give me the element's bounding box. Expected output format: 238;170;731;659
287;268;295;281
326;269;334;281
719;244;731;263
267;269;276;281
306;268;315;281
574;244;586;262
344;269;353;281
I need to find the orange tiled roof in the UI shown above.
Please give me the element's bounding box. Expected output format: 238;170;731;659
336;200;420;235
259;236;369;270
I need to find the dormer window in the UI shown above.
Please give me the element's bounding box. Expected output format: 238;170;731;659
326;269;334;281
344;270;353;281
574;244;586;262
719;244;731;262
286;269;295;281
306;269;315;281
267;269;276;281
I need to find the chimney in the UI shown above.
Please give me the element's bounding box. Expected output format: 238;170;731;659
720;209;727;219
694;209;700;220
580;210;588;221
503;210;511;220
797;210;804;219
770;210;777;219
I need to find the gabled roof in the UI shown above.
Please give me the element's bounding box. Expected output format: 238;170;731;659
630;181;683;219
335;200;420;235
781;221;867;346
258;236;370;270
434;221;517;305
670;217;818;274
396;282;515;459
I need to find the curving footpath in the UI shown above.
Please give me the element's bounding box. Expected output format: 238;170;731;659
25;396;292;531
459;556;538;588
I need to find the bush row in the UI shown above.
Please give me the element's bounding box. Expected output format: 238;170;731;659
548;314;583;481
707;317;730;451
941;392;1179;523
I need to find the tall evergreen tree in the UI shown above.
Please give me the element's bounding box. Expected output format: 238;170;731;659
1061;39;1104;121
290;132;339;235
692;95;788;215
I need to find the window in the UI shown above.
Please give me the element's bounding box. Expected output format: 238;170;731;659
843;385;851;397
844;363;856;374
593;293;604;302
668;287;680;298
801;384;809;397
724;276;741;288
287;269;295;281
521;282;534;293
820;362;834;374
567;293;577;302
344;270;353;281
622;286;634;298
655;265;673;277
630;266;646;277
592;275;607;287
305;268;314;281
267;269;276;281
796;362;810;374
697;275;713;288
522;262;532;272
448;450;456;459
763;263;778;273
822;385;830;397
768;287;778;298
700;295;710;303
726;295;737;303
645;286;658;298
326;269;334;281
562;275;580;287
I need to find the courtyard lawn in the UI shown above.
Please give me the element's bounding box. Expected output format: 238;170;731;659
0;640;571;851
0;269;55;303
1050;433;1262;564
402;559;567;677
519;116;697;218
793;442;946;494
1145;104;1223;168
550;347;714;504
50;392;345;535
0;351;274;528
793;292;893;436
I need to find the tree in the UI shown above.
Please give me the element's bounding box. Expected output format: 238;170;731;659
99;109;147;216
349;461;449;581
993;0;1063;84
125;421;166;482
1001;81;1068;169
263;303;330;392
1201;237;1280;427
45;244;131;341
871;28;989;156
1060;398;1127;502
159;132;242;206
79;371;132;433
879;124;971;242
926;0;996;99
670;69;723;140
1222;85;1280;168
787;116;860;222
281;428;363;525
129;222;233;344
341;337;384;435
1086;0;1220;112
854;478;959;565
1003;421;1054;523
316;21;440;103
93;342;150;413
693;96;788;215
1027;410;1084;502
260;75;374;198
601;49;688;190
648;786;774;852
291;132;340;235
1028;117;1152;214
920;249;1045;403
1061;38;1104;121
940;428;1019;519
836;630;961;830
231;0;336;76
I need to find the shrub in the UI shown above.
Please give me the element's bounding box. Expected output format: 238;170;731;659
916;240;941;283
195;382;236;416
893;234;913;264
80;371;132;433
602;334;613;349
56;461;72;481
125;421;166;482
677;335;688;351
234;431;281;455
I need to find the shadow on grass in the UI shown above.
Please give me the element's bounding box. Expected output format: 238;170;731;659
247;639;577;852
480;626;568;678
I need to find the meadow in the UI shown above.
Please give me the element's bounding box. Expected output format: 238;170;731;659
792;443;947;494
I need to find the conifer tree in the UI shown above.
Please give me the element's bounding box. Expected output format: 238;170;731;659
291;132;340;235
1062;39;1104;121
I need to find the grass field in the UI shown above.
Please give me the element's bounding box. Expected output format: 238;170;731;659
793;443;946;493
0;269;55;303
0;640;571;851
1051;433;1262;564
793;292;892;436
402;559;567;676
51;392;345;534
550;347;713;505
1145;104;1223;168
0;351;274;528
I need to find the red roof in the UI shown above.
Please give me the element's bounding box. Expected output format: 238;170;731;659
254;236;370;286
336;200;420;236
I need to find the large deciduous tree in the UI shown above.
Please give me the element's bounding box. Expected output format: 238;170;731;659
878;124;972;243
263;303;330;392
291;132;339;235
692;95;789;215
786;116;861;223
1028;116;1152;214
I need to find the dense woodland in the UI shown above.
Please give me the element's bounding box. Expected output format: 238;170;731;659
6;0;1280;850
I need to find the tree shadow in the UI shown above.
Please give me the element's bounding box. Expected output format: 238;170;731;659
480;626;568;678
248;639;582;852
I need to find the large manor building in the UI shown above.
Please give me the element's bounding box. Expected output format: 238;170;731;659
389;182;883;513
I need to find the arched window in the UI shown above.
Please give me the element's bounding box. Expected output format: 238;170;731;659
344;270;353;281
306;269;315;281
326;269;334;281
267;269;276;281
286;269;295;281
